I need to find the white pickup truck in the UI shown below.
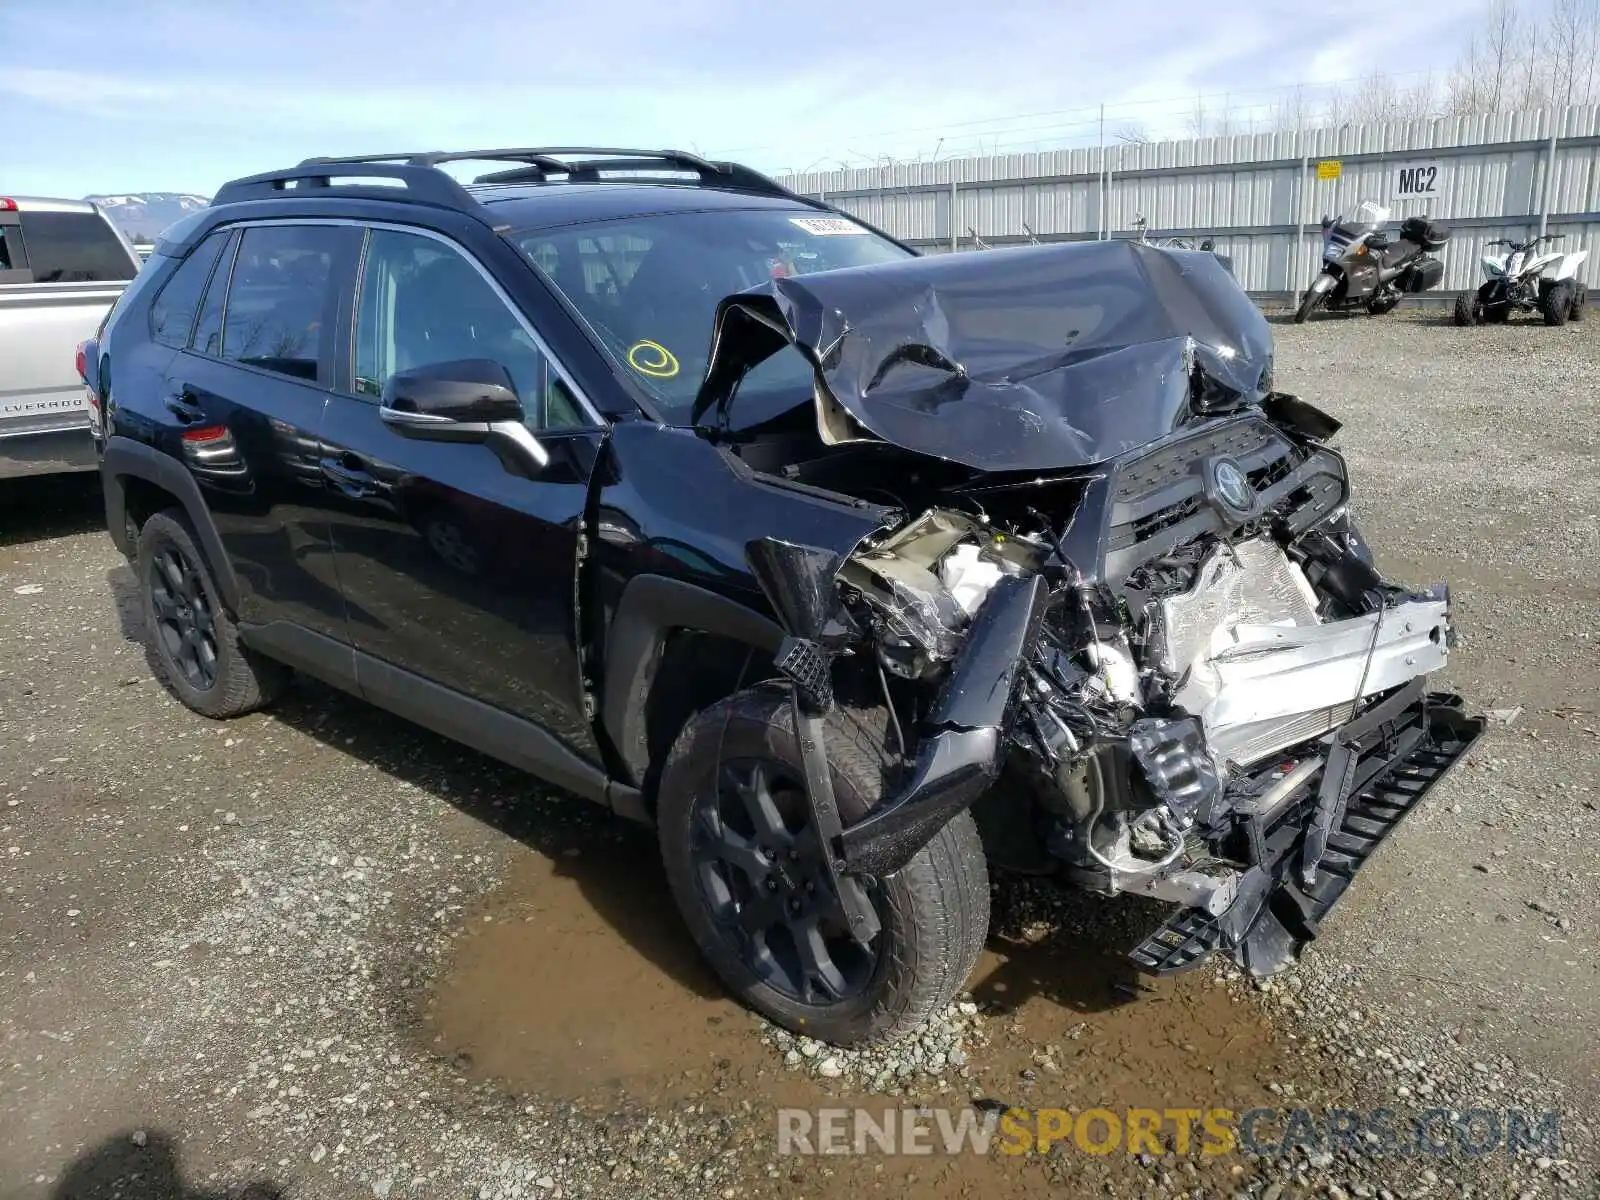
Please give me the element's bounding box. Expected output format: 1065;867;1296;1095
1;196;142;479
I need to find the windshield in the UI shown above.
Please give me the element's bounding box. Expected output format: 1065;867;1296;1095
1335;201;1392;236
514;208;911;420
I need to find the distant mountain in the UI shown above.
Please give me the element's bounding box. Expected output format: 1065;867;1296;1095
85;193;211;243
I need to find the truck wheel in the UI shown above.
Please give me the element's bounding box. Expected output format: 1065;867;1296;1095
1452;294;1478;326
656;689;990;1047
137;509;289;719
1542;281;1573;326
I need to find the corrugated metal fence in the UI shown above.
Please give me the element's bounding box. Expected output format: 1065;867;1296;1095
777;105;1600;295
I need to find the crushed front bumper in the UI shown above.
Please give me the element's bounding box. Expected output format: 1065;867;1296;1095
1129;683;1485;977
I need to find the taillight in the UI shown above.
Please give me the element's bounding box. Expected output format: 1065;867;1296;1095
75;341;88;384
0;198;16;212
181;425;230;444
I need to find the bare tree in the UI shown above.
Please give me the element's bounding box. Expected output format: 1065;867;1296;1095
1114;122;1152;144
1547;0;1600;105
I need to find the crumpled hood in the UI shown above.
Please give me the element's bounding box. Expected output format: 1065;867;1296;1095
692;238;1274;472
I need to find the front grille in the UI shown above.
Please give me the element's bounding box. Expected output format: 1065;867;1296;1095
1102;416;1348;584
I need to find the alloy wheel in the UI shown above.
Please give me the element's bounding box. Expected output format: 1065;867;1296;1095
690;758;880;1005
148;546;219;691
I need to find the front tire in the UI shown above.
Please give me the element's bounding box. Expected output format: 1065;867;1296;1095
1452;294;1478;326
137;509;288;719
657;690;990;1047
1292;279;1328;324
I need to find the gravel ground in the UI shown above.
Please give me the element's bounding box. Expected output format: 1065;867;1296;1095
1;305;1597;1199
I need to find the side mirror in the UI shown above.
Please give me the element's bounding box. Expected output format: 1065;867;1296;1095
379;358;548;471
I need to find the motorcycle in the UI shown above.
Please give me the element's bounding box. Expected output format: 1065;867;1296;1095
1294;201;1449;323
1453;233;1588;326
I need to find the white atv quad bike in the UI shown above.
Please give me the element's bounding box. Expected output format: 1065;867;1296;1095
1454;233;1588;326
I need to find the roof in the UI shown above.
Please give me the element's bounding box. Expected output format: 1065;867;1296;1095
466;180;818;232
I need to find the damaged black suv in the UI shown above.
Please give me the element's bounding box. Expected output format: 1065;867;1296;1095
87;148;1484;1046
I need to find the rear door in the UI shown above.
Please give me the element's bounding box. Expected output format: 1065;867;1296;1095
162;221;360;639
318;223;607;762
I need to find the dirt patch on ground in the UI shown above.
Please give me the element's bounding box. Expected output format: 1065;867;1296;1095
428;852;1311;1197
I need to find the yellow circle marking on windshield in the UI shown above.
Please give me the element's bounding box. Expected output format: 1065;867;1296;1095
628;339;679;378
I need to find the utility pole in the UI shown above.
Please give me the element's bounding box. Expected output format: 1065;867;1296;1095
1539;106;1560;239
1098;104;1106;240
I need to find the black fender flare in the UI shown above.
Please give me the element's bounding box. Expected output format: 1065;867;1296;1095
100;435;242;612
601;574;785;788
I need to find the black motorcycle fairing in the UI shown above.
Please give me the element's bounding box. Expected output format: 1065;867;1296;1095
693;240;1274;473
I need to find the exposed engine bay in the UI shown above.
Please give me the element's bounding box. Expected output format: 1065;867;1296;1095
746;410;1476;977
711;242;1484;979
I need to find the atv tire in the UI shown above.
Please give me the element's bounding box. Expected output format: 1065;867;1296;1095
137;509;289;719
656;689;990;1047
1452;294;1478;326
1570;283;1587;322
1542;280;1574;326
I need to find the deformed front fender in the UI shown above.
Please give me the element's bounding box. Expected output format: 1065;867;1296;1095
600;573;786;788
840;572;1048;877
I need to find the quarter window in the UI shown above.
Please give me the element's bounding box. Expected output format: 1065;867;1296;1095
220;225;342;382
191;230;238;358
149;230;228;349
353;228;585;431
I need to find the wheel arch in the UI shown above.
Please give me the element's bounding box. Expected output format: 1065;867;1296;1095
101;435;241;612
600;573;785;800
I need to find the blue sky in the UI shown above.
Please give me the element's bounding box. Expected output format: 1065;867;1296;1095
3;0;1474;198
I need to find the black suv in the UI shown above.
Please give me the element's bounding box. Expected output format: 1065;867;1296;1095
88;148;1482;1046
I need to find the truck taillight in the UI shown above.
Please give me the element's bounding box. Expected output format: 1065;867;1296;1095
0;198;16;211
75;342;88;384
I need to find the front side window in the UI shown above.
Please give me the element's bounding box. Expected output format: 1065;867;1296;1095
220;225;341;381
16;210;137;283
353;228;585;431
149;229;228;348
515;209;910;420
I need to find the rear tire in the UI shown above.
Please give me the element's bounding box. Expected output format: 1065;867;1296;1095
656;689;990;1047
1452;294;1478;326
137;509;289;719
1542;280;1574;326
1569;283;1586;322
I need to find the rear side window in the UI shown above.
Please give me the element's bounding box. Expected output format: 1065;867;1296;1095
149;230;229;348
220;225;341;381
17;210;137;283
0;224;20;271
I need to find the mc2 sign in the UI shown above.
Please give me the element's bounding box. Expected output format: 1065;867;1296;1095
1392;159;1446;200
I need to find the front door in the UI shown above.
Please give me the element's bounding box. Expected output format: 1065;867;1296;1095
318;224;605;762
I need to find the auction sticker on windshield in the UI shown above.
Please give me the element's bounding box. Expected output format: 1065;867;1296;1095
789;217;868;236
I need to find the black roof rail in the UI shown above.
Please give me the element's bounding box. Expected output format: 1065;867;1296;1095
210;161;487;218
209;147;811;225
300;147;800;200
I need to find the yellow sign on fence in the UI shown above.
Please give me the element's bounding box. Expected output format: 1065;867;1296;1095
1316;160;1342;180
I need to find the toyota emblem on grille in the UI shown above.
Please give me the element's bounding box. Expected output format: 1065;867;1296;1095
1212;459;1254;512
